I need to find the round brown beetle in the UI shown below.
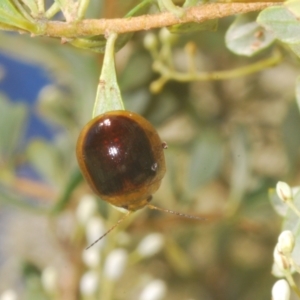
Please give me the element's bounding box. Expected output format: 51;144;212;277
76;110;166;212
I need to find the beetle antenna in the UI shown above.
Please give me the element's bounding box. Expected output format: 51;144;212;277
147;204;205;220
86;210;132;250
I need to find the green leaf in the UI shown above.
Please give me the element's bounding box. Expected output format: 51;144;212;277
0;94;28;164
226;14;275;56
259;0;300;57
288;43;300;58
0;0;37;32
186;131;223;193
0;22;20;31
257;4;300;44
92;33;124;117
286;0;300;18
22;0;39;16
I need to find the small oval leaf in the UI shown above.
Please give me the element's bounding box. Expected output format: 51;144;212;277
257;5;300;44
226;15;275;56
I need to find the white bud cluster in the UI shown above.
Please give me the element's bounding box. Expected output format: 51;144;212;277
277;231;295;255
275;181;300;218
273;230;295;274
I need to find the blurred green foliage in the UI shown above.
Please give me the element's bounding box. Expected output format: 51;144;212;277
0;0;300;300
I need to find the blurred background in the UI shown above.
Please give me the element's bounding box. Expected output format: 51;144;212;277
0;0;299;299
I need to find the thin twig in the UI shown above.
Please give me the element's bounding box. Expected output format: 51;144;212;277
150;50;282;92
44;2;279;38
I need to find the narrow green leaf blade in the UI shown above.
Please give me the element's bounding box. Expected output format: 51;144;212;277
0;0;37;32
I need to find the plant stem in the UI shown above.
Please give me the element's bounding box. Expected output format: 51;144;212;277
287;201;300;218
12;0;35;23
159;0;185;17
45;2;61;19
285;272;300;298
37;0;45;14
77;0;90;20
44;2;278;37
150;50;282;92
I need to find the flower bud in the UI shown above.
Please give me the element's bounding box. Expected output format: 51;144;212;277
76;194;98;225
159;28;176;44
80;271;99;296
137;233;164;257
276;182;293;202
272;279;290;300
139;279;167;300
277;231;295;255
86;217;106;249
104;248;128;280
144;33;158;51
273;245;290;271
82;247;101;268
